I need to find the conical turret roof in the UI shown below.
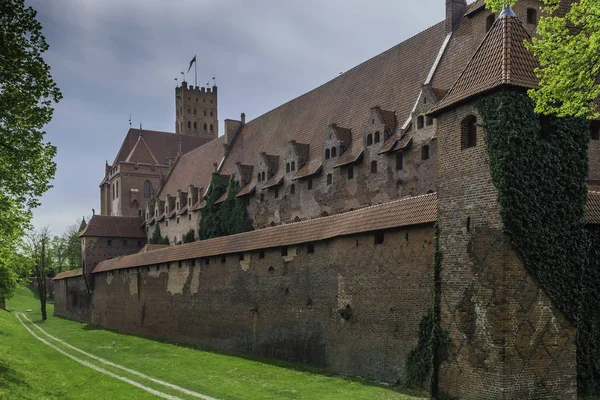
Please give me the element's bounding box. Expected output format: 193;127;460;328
429;8;539;114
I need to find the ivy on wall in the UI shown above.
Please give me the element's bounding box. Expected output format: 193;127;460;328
149;224;169;245
478;89;597;395
182;229;195;244
198;173;253;240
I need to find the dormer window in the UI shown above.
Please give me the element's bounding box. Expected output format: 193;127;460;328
290;184;296;195
262;171;266;181
286;163;290;173
291;161;295;171
331;147;337;157
422;145;430;160
374;132;380;143
417;116;424;129
367;134;373;146
325;149;331;159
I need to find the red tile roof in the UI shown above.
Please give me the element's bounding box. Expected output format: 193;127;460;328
53;268;83;281
80;215;146;239
92;193;438;274
293;159;322;180
430;14;539;114
216;22;447;183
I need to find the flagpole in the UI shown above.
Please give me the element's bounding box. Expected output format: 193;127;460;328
194;55;197;87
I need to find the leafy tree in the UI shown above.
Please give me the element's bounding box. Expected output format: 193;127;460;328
486;0;600;117
160;236;170;245
199;174;253;240
150;224;163;244
182;229;195;243
25;227;53;320
0;0;61;300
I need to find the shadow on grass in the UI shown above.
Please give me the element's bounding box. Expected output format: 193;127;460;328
52;315;426;398
0;359;29;389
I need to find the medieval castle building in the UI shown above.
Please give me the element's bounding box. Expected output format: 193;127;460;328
54;1;600;398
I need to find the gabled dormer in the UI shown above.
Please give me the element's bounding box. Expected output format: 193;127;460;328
285;140;309;175
165;194;176;218
187;185;199;209
365;107;396;150
234;162;254;187
257;152;279;185
324;124;352;164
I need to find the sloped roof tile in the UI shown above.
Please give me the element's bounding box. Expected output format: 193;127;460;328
80;216;146;239
53;268;83;281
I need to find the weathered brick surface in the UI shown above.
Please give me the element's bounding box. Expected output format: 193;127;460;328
88;226;433;383
82;235;146;276
54;277;92;323
435;102;576;399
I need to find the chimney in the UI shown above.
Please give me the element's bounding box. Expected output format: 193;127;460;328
446;0;467;34
241;113;246;125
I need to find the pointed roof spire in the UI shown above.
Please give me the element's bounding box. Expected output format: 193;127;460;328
79;216;87;233
429;11;539;115
499;4;516;19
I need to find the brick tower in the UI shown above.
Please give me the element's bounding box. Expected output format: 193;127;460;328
175;81;218;137
429;9;576;400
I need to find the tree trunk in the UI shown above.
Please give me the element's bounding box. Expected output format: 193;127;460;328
39;238;47;321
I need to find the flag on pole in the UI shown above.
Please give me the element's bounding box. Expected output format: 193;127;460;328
187;55;197;73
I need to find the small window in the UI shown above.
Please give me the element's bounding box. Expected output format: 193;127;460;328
177;217;180;224
204;257;210;265
260;193;265;202
193;122;197;131
367;134;373;146
461;115;477;149
165;219;169;227
257;173;261;182
591;121;600;140
417;116;424;129
290;184;295;195
374;231;384;245
422;145;430;160
281;247;288;257
274;188;279;199
107;239;112;247
262;172;266;181
221;255;226;263
371;160;378;174
210;111;213;116
426;116;434;126
239;253;244;261
193;109;197;115
138;240;142;247
331;147;337;157
203;123;207;133
210;124;214;134
307;243;315;254
308;179;313;190
486;14;495;32
259;250;265;259
291;161;295;171
204;110;207;116
348;167;354;180
527;8;537;25
325;149;331;159
123;240;127;247
396;153;403;171
189;214;192;220
188;121;191;131
326;173;333;185
286;163;290;173
190;259;196;267
187;108;191;114
374;132;380;143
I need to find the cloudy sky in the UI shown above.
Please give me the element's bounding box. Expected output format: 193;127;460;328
28;0;448;235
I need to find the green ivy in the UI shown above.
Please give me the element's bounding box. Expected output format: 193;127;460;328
478;89;597;395
182;229;195;243
405;224;448;395
198;174;253;240
149;224;169;245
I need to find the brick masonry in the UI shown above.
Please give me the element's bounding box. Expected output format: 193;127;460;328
435;101;576;400
55;225;434;383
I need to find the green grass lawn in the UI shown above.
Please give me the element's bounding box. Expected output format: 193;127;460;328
1;285;427;400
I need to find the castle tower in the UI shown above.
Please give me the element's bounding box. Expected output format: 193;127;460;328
429;9;576;399
175;81;218;138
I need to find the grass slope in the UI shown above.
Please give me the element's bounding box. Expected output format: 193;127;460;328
2;285;426;400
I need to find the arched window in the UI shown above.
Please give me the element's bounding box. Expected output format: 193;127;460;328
204;110;207;116
326;173;333;185
396;153;403;171
290;184;295;195
187;121;191;131
193;122;197;132
132;199;139;211
291;161;295;171
257;173;261;182
331;147;337;157
210;111;213;116
203;123;207;134
422;145;430;160
426;116;434;126
187;108;190;114
112;183;115;199
116;181;119;198
367;134;373;146
461;115;477;149
193;109;197;115
374;132;380;143
371;160;378;174
325;149;331;159
210;124;214;134
286;163;290;173
144;180;152;199
527;8;537;25
262;171;266;181
417;116;424;129
486;14;495;32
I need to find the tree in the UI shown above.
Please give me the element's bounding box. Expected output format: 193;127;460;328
150;224;163;244
0;0;61;300
486;0;600;118
26;227;53;320
182;229;195;243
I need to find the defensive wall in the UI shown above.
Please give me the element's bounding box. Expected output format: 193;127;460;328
54;194;437;383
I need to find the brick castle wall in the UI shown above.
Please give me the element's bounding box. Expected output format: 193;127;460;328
54;277;92;323
54;225;436;383
435;102;576;399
